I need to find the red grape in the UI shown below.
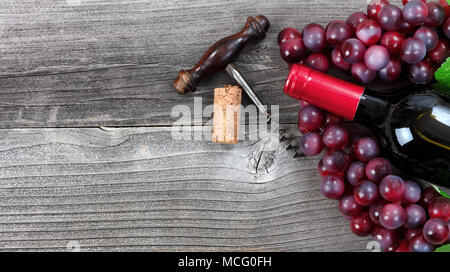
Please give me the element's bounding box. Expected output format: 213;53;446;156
408;60;434;84
403;0;429;24
406;228;423;241
379;58;402;81
320;174;346;199
347;162;367;186
420;186;440;208
428;197;450;220
354;180;379;206
409;234;435;252
318;159;331;177
423;218;449;244
379;175;406;203
398;20;415;34
324;113;344;127
356;20;383;46
444;18;450;39
326;20;352;46
350;212;374;236
425;2;445;27
354;137;380;162
339;194;363;216
413;26;439;51
302;23;326;52
300;132;324;156
372;225;399;252
429;39;450;64
280;38;306;63
380;203;406;230
401;37;427;64
403;180;422;204
347;12;369;33
365;157;391;183
395;240;410;252
380;31;405;56
351;62;377;83
305;53;330;73
323;149;348;173
322;125;349;149
404;204;427;229
369;199;386;224
341;38;366;64
298;105;324;132
377;4;403;31
331;48;352;70
278;27;301;46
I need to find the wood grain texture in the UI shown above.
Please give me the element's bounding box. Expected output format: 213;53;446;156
0;0;384;128
0;126;371;251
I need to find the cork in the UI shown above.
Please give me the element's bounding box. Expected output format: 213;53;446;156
212;85;242;144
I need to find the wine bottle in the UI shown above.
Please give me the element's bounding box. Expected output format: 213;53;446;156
284;64;450;189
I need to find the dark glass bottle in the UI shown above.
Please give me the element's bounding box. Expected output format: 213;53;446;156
284;64;450;188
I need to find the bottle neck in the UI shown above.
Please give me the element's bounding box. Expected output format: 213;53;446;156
284;64;390;123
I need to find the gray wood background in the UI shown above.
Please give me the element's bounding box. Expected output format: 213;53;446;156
0;0;406;252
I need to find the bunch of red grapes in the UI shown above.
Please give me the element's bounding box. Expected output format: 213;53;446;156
278;0;450;84
296;101;450;252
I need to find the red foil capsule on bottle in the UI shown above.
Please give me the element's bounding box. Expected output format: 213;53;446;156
284;64;365;120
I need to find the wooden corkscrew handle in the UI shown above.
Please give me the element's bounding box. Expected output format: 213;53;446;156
173;15;270;94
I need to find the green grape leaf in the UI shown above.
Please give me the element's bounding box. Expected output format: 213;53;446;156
431;185;450;199
435;244;450;252
434;57;450;98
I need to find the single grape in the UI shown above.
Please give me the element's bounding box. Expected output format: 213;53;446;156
428;197;450;220
364;45;390;71
429;39;450;64
403;0;429;24
351;62;377;83
347;12;369;34
354;180;379;206
323;149;348;174
423;218;449;244
322;125;349;149
408;60;434;84
354;137;380;162
324;113;344;127
347;162;367;186
305;53;330;73
350;212;374;236
365;157;391;183
380;203;406;230
326;20;352;46
372;225;399;252
277;27;302;46
403;180;422;204
299;132;324;156
369;199;387;224
413;26;439;51
331;48;352;70
379;175;406;202
379;58;402;81
377;4;403;30
406;228;422;241
280;38;306;63
404;204;427;229
401;37;427;64
444;18;450;39
302;23;326;52
320;175;346;200
298;105;324;132
425;2;446;27
409;234;435;252
339;194;363;216
341;38;366;64
367;0;390;20
380;31;405;56
356;20;383;46
420;186;440;208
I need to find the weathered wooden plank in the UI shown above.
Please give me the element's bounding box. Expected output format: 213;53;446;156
0;126;370;251
0;0;380;127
